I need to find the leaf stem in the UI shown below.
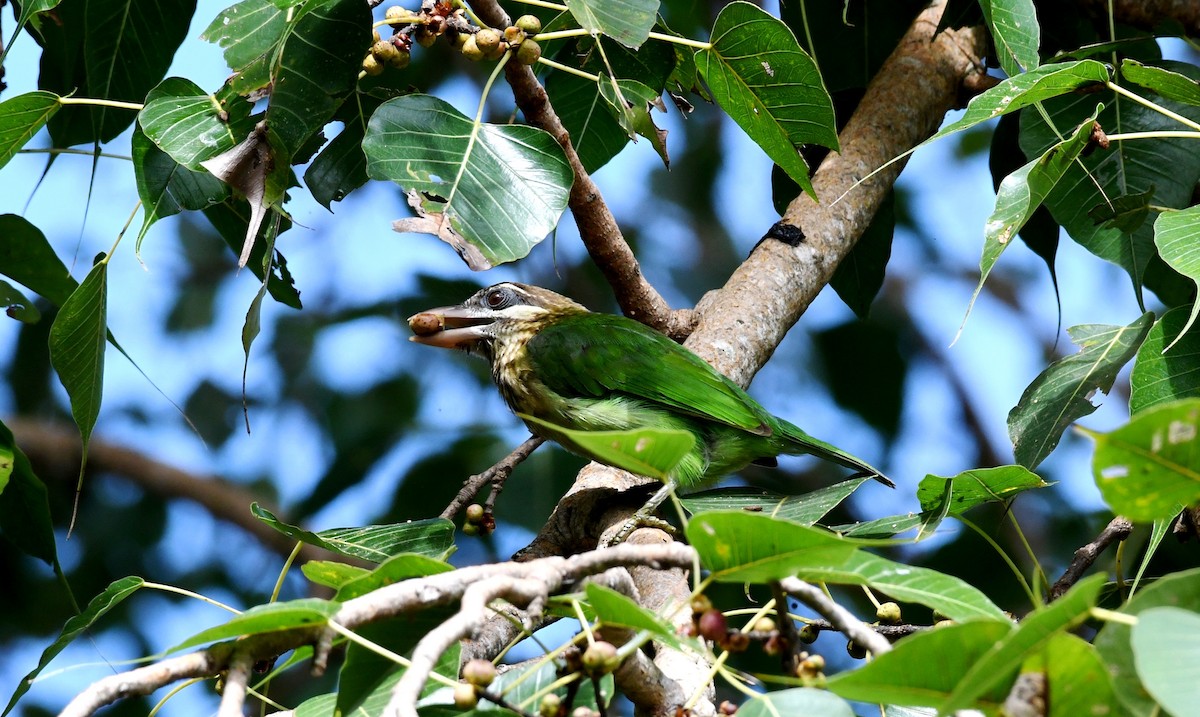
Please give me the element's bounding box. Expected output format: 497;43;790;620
1105;131;1200;141
372;16;422;28
327;620;460;689
512;0;568;10
1090;606;1137;626
19;147;133;161
57;96;144;112
646;31;710;50
535;55;599;82
532;28;590;41
1107;81;1200;133
957;515;1041;609
269;542;304;604
106;201;141;261
143;582;242;614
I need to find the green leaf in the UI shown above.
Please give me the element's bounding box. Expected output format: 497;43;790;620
0;419;57;565
1037;633;1120;717
1086;398;1200;522
806;551;1008;622
931;60;1110;142
305;92;390;209
829;512;934;540
3;0;63;65
939;574;1107;714
687;511;859;583
916;465;1049;514
1094;567;1200;716
979;0;1040;78
253;504;456;562
171;598;339;652
364;94;573;270
334;553;454;601
131;126;228;249
1131;307;1200;414
696;1;837;197
546;69;631;174
3;577;144;717
0;214;77;306
42;0;196;146
1019;62;1200;302
1130;607;1200;717
137;78;254;170
0;91;59;170
597;77;668;166
564;0;657;48
48;261;109;476
587;583;688;650
301;560;368;590
1008;312;1153;470
201;200;302;309
828;621;1014;708
0;280;41;323
1154;205;1200;350
963;109;1098;334
738;688;855;717
1122;59;1200;106
263;0;371;160
519;413;693;479
680;478;867;525
201;0;288;94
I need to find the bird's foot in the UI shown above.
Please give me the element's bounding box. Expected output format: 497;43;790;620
602;480;679;546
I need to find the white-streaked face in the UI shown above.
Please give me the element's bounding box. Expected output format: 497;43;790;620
406;283;585;354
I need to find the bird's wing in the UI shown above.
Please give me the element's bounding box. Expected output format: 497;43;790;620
527;313;774;435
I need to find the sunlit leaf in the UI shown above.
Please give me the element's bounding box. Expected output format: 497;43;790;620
696;1;836;197
828;621;1014;708
1008;313;1153;470
0;91;59;170
564;0;657;48
979;0;1040;78
3;577;144;717
1085;398;1200;522
1131;607;1200;717
201;0;288;94
1122;59;1200;106
938;574;1106;714
519;413;693;479
963;109;1098;334
334;553;454;601
687;511;859;583
170;598;339;652
932;60;1109;142
597;77;668;166
916;465;1049;514
1094;567;1200;716
1131;307;1200;414
587;583;688;650
1035;633;1120;717
739;688;855;717
131;126;228;249
137;78;254;170
364;94;573;269
1154;206;1200;350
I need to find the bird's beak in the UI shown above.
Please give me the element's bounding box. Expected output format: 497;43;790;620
407;305;495;349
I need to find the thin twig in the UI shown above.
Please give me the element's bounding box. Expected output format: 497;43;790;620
801;619;927;640
441;435;545;520
1049;516;1133;601
768;581;802;676
778;578;892;657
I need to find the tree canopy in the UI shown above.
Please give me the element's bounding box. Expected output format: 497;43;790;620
2;0;1200;716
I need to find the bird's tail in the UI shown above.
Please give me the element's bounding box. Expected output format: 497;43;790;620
778;420;895;488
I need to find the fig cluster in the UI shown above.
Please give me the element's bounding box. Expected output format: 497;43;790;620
363;4;544;76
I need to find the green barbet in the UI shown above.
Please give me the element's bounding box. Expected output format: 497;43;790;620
408;283;893;494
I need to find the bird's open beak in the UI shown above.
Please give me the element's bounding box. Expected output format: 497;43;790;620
407;306;495;349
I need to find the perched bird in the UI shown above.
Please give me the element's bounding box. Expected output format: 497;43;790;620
408;282;893;496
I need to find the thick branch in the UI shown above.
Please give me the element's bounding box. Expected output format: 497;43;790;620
688;3;988;384
1078;0;1200;33
9;418;330;563
466;0;695;339
60;542;696;717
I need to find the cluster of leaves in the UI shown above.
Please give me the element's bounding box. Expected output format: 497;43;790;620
2;0;1200;715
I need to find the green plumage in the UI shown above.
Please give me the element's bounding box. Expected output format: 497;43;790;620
409;283;892;490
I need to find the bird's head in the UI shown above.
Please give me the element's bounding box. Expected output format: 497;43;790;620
407;282;587;361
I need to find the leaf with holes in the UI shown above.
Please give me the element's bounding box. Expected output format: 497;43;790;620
1085;398;1200;522
696;1;836;197
363;94;572;269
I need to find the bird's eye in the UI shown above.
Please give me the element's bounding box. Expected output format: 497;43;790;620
485;288;510;309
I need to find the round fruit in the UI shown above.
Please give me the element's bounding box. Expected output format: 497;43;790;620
515;39;541;65
362;54;384;76
515;14;542;34
461;34;484;61
475;27;501;53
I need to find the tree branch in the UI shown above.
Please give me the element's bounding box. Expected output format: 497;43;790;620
8;418;332;564
1049;516;1133;601
440;435;544;520
778;578;893;657
466;0;695;339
